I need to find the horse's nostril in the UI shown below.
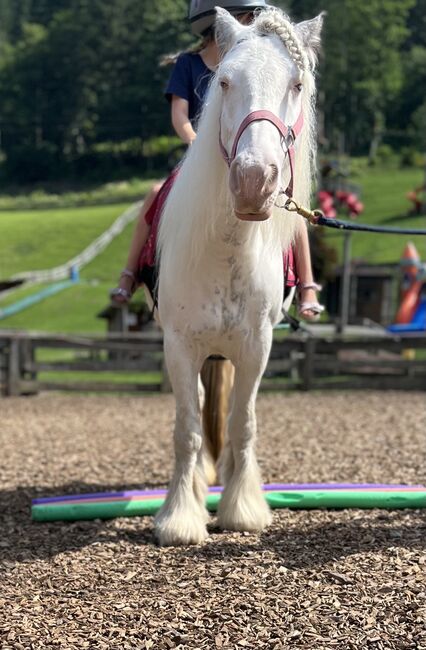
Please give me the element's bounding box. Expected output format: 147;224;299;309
229;161;244;195
268;164;279;183
266;164;279;191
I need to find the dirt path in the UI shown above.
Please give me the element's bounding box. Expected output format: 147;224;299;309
1;392;425;649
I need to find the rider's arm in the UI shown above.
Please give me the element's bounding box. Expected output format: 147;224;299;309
171;96;197;145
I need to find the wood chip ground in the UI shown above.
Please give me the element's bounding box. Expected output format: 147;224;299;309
1;392;425;649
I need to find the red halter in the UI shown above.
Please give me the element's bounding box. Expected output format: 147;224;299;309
219;109;304;198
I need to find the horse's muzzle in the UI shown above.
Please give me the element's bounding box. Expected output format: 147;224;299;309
230;158;278;222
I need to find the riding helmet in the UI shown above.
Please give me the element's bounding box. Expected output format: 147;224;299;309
189;0;268;35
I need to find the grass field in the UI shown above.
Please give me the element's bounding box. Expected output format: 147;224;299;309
0;164;425;334
325;166;426;263
0;203;130;278
0;197;137;332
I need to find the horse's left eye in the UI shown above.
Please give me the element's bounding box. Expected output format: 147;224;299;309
220;80;229;91
295;83;303;92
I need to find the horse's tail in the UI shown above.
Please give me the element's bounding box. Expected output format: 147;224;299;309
200;358;234;484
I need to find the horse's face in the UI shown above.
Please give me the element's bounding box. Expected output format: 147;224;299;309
219;37;301;221
216;9;322;222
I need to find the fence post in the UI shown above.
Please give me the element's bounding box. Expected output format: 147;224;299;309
7;338;21;397
337;231;352;334
21;337;38;394
289;349;300;386
301;338;315;391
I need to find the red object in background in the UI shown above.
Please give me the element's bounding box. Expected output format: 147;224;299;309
347;199;364;217
406;185;425;215
334;191;364;217
318;190;337;218
395;280;423;324
345;193;363;216
335;190;347;201
395;242;422;324
318;188;364;219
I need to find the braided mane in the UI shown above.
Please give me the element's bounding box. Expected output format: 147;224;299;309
255;8;309;71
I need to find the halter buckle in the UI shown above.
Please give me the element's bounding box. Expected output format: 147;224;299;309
283;128;295;150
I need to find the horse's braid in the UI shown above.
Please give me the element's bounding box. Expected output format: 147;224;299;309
256;9;308;71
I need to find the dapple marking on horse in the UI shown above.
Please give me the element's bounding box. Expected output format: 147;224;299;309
155;7;323;546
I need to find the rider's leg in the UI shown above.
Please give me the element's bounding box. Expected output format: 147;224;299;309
293;223;323;320
111;181;163;303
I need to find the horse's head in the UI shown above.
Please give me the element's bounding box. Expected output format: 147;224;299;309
216;7;323;222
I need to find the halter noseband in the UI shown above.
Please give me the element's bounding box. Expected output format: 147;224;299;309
219;109;304;199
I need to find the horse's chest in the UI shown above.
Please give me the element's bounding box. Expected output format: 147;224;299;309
160;242;283;353
183;257;279;333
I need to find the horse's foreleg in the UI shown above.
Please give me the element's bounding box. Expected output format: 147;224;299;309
155;339;208;546
217;341;272;533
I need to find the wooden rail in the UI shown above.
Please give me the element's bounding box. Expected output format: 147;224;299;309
0;329;425;397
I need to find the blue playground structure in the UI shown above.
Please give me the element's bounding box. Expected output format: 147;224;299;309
388;243;426;333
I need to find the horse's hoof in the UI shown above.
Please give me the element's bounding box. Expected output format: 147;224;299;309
217;509;272;533
155;519;208;546
217;496;272;533
154;508;209;546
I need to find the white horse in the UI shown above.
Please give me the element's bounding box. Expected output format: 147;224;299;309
155;7;323;546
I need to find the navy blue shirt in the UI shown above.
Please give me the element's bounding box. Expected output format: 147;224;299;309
165;53;214;125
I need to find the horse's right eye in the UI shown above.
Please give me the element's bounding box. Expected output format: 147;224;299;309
220;80;229;91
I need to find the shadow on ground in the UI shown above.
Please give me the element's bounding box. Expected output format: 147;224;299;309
1;483;425;569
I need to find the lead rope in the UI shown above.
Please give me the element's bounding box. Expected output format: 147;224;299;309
282;197;426;236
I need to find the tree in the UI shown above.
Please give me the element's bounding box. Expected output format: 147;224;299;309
0;0;423;182
290;0;415;155
0;0;191;179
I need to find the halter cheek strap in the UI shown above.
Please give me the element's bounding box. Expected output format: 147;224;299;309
219;108;304;198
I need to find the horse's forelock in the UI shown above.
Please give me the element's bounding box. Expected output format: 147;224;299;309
253;8;309;72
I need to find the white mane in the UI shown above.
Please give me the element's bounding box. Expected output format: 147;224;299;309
158;8;318;274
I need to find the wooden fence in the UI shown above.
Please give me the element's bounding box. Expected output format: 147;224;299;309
1;329;426;397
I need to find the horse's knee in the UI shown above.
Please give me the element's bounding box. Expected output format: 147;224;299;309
174;428;202;455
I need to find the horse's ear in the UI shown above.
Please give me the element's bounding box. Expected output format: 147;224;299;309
215;7;245;55
295;13;324;69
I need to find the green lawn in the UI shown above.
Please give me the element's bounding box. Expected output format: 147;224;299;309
0;200;140;332
1;164;425;334
0;282;115;332
0;203;130;278
0;195;142;333
325;166;426;263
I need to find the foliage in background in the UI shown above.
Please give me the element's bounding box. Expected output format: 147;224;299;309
291;0;417;157
0;0;424;183
0;0;191;181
